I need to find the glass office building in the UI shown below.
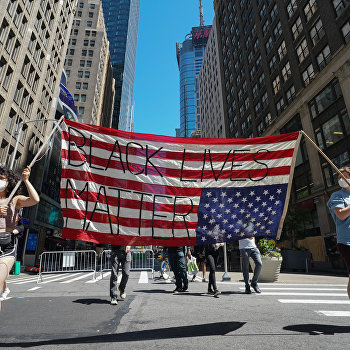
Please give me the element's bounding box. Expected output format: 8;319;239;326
102;0;140;131
176;25;211;137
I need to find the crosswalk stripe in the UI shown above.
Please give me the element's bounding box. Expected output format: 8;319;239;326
317;311;350;317
7;276;39;284
261;292;348;296
86;271;112;283
278;299;350;304
217;282;347;287
239;287;346;291
60;272;95;283
138;271;148;284
40;274;77;284
14;274;68;284
27;286;41;291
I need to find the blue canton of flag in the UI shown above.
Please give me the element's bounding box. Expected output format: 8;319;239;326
196;184;288;244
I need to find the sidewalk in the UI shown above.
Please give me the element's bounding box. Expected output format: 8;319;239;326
214;271;348;284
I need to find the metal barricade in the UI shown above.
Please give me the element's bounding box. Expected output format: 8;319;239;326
37;250;97;283
100;249;154;279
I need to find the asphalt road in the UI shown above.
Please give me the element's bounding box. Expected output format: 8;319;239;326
0;271;349;350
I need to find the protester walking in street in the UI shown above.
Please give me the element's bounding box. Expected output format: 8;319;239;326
110;245;131;305
0;166;40;311
239;237;262;294
202;243;223;298
327;165;350;299
193;244;207;282
167;246;188;293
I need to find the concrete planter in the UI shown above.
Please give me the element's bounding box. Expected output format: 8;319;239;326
250;256;283;282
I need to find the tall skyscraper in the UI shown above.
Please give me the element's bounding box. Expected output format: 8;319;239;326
64;0;113;126
198;18;226;138
176;1;211;137
102;0;140;131
213;1;350;253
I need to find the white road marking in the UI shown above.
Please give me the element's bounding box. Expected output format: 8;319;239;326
86;271;112;283
138;271;148;284
60;272;94;283
14;274;71;284
278;299;350;304
217;282;347;287
7;276;39;284
317;311;350;317
239;287;346;291
27;286;41;291
262;292;348;296
40;274;78;284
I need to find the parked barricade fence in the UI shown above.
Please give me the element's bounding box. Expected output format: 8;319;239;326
100;249;154;279
37;250;97;283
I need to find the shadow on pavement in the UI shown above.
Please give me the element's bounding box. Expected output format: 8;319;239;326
72;299;111;305
284;324;350;335
0;321;245;348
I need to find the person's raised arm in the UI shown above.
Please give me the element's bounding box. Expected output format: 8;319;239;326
334;206;350;221
15;166;40;208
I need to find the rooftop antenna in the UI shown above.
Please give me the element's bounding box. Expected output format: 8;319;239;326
199;0;204;26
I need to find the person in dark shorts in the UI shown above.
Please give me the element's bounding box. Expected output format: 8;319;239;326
327;166;350;299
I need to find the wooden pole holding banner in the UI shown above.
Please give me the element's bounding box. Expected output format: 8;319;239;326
300;130;350;187
4;115;66;206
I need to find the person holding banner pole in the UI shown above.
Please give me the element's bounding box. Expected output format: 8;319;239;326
327;166;350;299
110;245;131;305
0;166;40;311
167;246;188;294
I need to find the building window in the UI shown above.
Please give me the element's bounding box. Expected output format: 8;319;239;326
86;60;92;67
304;0;318;21
259;4;266;19
277;40;287;60
286;85;296;103
78;106;85;114
83;39;89;46
90;4;96;9
270;4;278;22
81;94;86;102
76;82;81;89
309;79;342;119
74;94;79;101
310;19;324;46
255;102;262;115
276;97;285;114
256;55;262;70
87;21;92;27
287;0;298;18
269;55;277;72
82;82;88;90
273;21;282;41
253;84;258;98
88;50;93;57
316;45;331;70
88;12;94;18
272;75;281;94
84;71;90;78
77;71;83;78
296;39;309;63
259;73;265;88
262;20;269;36
257;121;264;135
262;92;268;108
342;21;350;42
302;64;315;86
79;2;84;8
281;61;292;81
292;17;303;40
71;38;76;45
264;112;272;127
82;49;87;56
265;36;273;54
332;0;348;17
69;48;75;55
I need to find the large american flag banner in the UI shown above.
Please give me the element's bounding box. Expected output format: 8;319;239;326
60;119;301;246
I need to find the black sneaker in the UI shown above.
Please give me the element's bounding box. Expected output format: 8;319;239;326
207;289;214;295
251;284;261;293
213;290;221;298
173;288;182;294
245;286;252;294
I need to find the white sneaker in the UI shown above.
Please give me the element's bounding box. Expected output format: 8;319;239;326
110;297;118;305
119;287;126;300
1;288;10;300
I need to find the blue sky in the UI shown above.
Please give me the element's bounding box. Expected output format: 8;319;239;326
133;0;215;136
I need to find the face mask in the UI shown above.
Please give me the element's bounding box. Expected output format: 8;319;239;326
0;179;7;192
338;177;350;188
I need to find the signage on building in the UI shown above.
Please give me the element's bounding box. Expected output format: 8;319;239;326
192;26;211;47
